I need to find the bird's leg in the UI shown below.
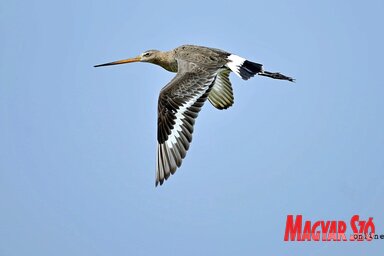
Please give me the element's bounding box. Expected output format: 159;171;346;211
258;70;295;82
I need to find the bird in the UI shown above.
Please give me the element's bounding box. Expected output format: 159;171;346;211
94;44;294;186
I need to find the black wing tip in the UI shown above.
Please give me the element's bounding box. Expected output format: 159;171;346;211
155;177;165;187
155;176;168;187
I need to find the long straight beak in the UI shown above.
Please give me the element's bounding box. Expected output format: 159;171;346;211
94;56;141;67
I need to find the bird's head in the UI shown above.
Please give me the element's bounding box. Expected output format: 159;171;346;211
140;50;160;63
94;50;160;67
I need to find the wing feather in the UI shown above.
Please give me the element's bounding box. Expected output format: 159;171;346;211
208;68;234;110
156;59;218;186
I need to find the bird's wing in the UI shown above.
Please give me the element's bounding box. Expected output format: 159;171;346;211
208;68;234;110
156;59;218;186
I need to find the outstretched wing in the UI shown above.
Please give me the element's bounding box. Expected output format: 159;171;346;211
156;59;218;186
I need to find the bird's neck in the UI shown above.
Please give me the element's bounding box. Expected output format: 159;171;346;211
153;51;178;73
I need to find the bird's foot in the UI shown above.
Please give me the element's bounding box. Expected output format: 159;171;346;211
259;71;295;82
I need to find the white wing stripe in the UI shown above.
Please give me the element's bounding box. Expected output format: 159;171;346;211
166;90;207;148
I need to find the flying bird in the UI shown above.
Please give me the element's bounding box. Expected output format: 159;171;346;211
94;45;294;186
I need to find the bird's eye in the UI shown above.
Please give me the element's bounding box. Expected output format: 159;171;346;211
143;52;151;57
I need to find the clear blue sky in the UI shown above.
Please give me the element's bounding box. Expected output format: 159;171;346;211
1;0;383;255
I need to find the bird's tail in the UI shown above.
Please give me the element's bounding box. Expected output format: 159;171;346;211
227;55;263;80
226;55;294;82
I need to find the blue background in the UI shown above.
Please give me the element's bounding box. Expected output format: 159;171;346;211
1;0;383;255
